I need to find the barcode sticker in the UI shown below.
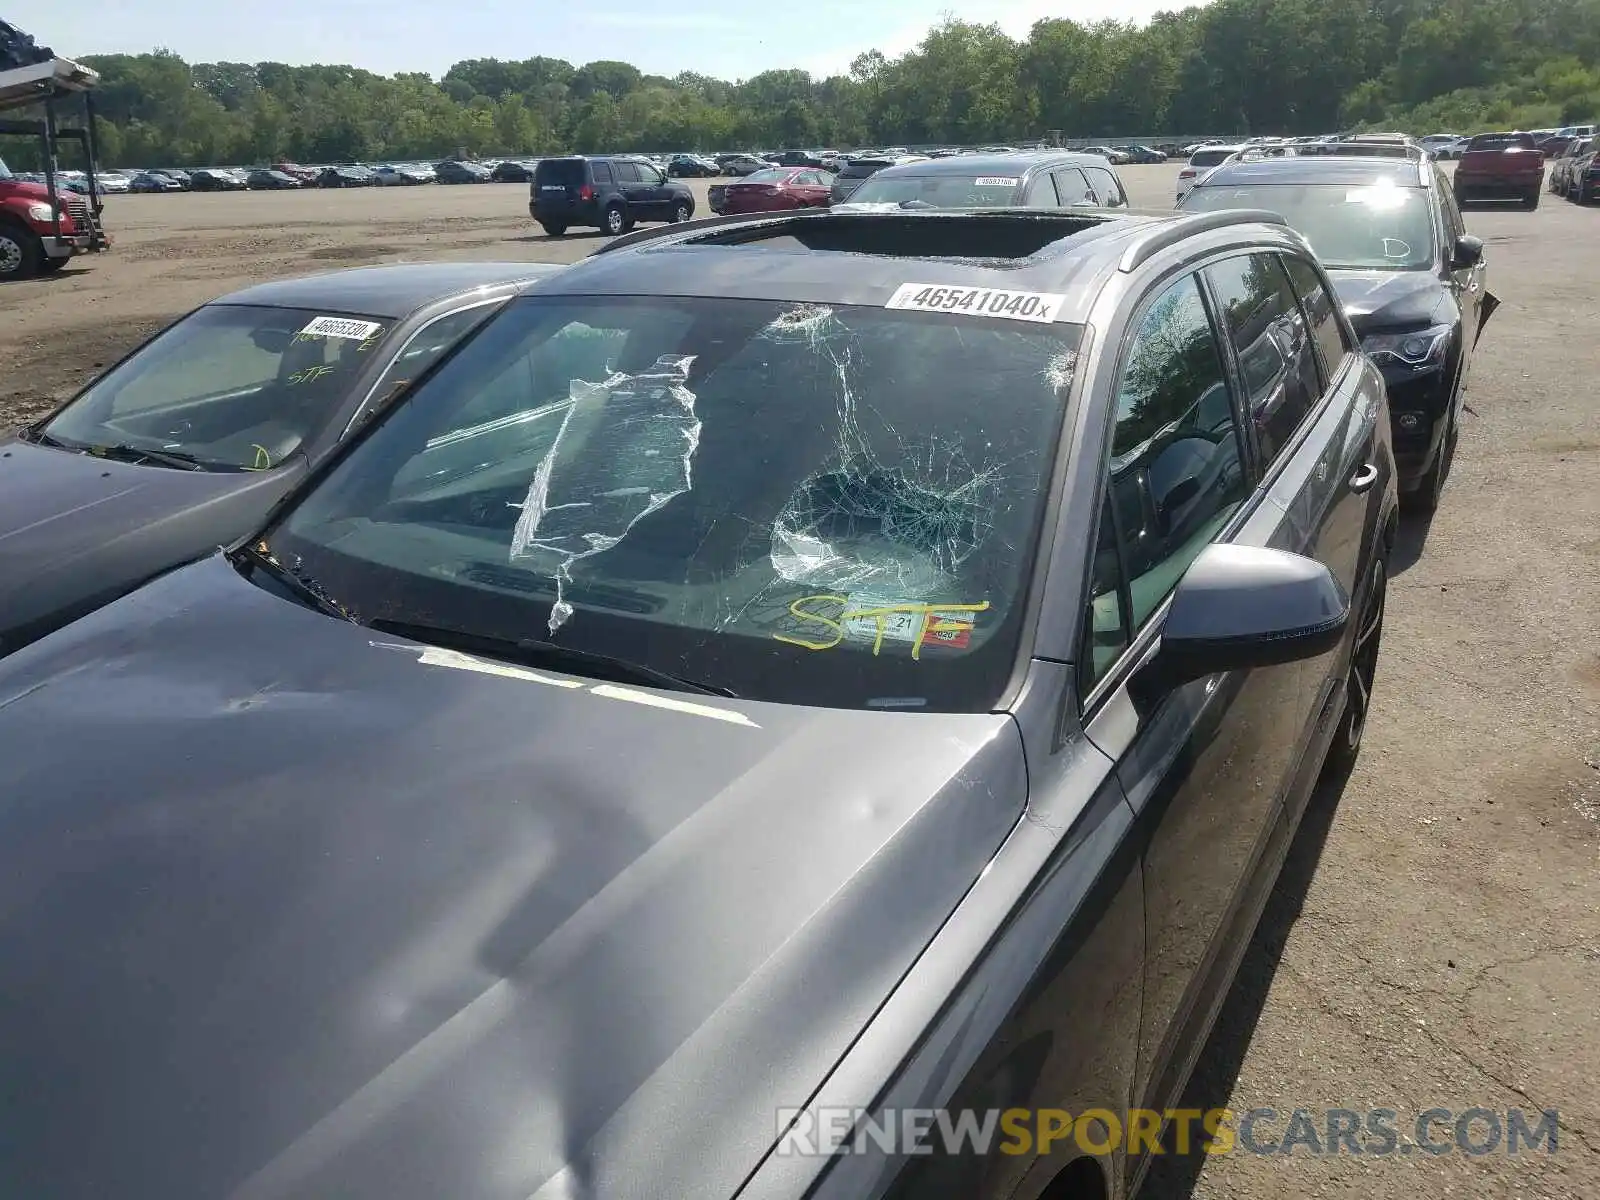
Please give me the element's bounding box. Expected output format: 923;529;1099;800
885;283;1067;323
299;315;385;341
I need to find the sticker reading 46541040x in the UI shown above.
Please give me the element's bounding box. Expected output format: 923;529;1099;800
885;283;1067;324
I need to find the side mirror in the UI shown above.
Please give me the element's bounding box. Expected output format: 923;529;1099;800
1134;543;1349;700
1451;234;1484;269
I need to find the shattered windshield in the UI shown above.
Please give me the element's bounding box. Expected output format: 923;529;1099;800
264;295;1082;710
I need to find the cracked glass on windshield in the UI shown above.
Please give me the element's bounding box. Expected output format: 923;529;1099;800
264;295;1081;710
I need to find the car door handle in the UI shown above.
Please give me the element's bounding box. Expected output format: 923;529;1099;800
1348;463;1379;494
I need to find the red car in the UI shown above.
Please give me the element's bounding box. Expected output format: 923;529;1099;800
719;167;832;214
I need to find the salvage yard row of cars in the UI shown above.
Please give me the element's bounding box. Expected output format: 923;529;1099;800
1;133;1502;1200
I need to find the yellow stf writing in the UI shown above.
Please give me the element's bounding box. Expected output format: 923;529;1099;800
773;595;990;660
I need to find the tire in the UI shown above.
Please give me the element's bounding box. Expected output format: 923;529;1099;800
603;204;627;236
670;201;691;223
1322;556;1387;779
37;255;68;273
539;221;567;237
0;222;42;280
1524;189;1540;210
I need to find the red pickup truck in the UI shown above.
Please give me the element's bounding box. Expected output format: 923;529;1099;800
1453;131;1545;209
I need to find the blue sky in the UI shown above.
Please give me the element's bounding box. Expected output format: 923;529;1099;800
35;1;1194;82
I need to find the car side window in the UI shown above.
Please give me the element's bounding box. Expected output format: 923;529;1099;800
1205;253;1323;465
1279;253;1352;387
643;165;666;184
1079;492;1131;693
357;304;499;428
1435;171;1466;242
1103;273;1248;635
796;170;822;186
1083;165;1127;207
1052;168;1093;205
1022;173;1058;206
591;162;614;185
612;162;639;183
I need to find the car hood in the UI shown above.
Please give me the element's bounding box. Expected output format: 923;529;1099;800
0;178;51;201
0;555;1026;1200
0;436;301;648
1326;268;1447;335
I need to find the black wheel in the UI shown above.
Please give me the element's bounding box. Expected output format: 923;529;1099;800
539;221;567;237
0;222;42;279
603;204;627;236
37;255;68;274
1323;557;1387;778
1524;189;1540;210
670;201;691;223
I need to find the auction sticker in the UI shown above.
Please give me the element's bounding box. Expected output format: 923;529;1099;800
299;315;385;341
973;176;1019;187
885;283;1067;323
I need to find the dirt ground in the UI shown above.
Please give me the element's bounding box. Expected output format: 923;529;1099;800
3;166;1597;1198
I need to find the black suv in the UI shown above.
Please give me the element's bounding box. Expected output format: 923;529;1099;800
530;155;696;237
1180;150;1499;511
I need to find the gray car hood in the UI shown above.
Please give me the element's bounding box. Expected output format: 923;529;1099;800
0;436;302;648
0;555;1027;1200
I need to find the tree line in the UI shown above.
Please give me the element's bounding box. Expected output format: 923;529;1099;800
15;0;1600;169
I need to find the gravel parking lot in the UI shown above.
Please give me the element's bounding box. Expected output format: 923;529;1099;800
3;164;1597;1199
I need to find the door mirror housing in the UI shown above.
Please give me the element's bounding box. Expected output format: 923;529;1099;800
1135;543;1349;698
1451;234;1484;270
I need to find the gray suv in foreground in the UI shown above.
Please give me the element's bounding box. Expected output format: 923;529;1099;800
0;207;1397;1200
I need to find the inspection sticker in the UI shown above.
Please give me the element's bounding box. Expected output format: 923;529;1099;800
973;176;1020;187
842;598;923;647
885;283;1067;323
299;315;385;341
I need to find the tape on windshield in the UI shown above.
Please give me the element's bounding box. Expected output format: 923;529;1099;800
299;315;385;341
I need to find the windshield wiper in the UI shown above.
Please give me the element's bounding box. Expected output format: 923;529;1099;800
366;618;737;698
86;442;215;472
230;543;357;622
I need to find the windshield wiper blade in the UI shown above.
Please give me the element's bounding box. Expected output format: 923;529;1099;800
366;618;737;698
88;443;214;471
231;543;357;622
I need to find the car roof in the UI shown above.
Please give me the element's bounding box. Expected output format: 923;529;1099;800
1194;154;1428;189
867;152;1111;177
211;262;563;320
534;208;1293;325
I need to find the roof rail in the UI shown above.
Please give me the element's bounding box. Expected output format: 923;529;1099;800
587;209;805;256
1118;209;1288;273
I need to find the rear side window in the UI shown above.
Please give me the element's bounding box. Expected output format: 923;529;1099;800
1083;165;1126;207
535;159;585;186
591;162;614;185
612;161;640;183
1279;254;1351;385
1190;149;1233;167
1206;253;1323;465
1052;168;1093;205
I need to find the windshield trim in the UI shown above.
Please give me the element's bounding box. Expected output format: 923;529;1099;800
257;293;1087;713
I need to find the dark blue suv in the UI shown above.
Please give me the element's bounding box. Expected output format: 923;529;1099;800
530;155;696;237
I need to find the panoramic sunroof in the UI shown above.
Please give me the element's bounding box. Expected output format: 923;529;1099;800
684;211;1114;261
